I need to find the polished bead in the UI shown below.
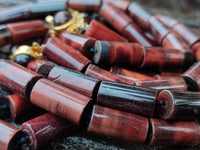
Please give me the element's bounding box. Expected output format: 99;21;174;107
96;81;157;117
30;78;92;125
42;37;91;73
88;105;149;144
21;113;77;150
84;20;127;42
148;119;200;146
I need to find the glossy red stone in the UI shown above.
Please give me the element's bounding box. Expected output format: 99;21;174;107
30;78;92;125
0;60;42;98
21;113;77;150
110;67;153;82
7;20;46;43
136;78;187;92
159;15;200;48
157;15;179;28
0;119;25;150
127;2;151;29
27;59;57;77
93;41;144;67
99;2;132;32
173;24;200;47
182;61;200;91
122;23;153;46
156;90;200;120
148;119;200;146
141;47;185;69
146;16;169;44
97;81;157;117
162;32;189;53
6;94;41;121
84;20;127;42
48;66;101;98
59;31;96;56
85;64;134;85
42;37;91;73
103;0;131;12
67;0;102;12
88;105;149;144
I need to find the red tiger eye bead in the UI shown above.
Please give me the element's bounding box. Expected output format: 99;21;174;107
103;0;131;12
93;41;144;66
67;0;102;12
27;59;57;76
84;20;127;42
136;78;187;92
30;78;92;125
85;64;134;85
127;2;151;29
7;20;46;43
99;2;152;46
0;60;42;98
6;94;42;121
0;119;26;150
96;81;157;117
59;31;96;57
42;37;91;73
48;66;101;98
156;90;200;120
182;61;200;91
110;67;153;81
148;119;200;146
88;105;149;144
53;11;72;26
21;113;77;150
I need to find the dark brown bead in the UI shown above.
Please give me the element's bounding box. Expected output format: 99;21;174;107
127;2;151;29
7;20;46;43
42;37;91;73
13;54;35;67
84;20;127;42
122;23;153;46
136;78;187;93
182;61;200;91
0;119;26;150
96;81;157;117
148;118;200;146
53;11;72;26
27;59;57;77
156;90;200;120
67;0;102;12
6;94;42;121
0;60;43;98
85;64;134;85
21;113;77;150
88;105;149;144
59;31;96;57
93;41;144;67
30;78;92;125
110;67;153;81
48;66;101;98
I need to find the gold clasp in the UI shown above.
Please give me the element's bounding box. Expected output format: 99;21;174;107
45;8;88;35
10;42;43;60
